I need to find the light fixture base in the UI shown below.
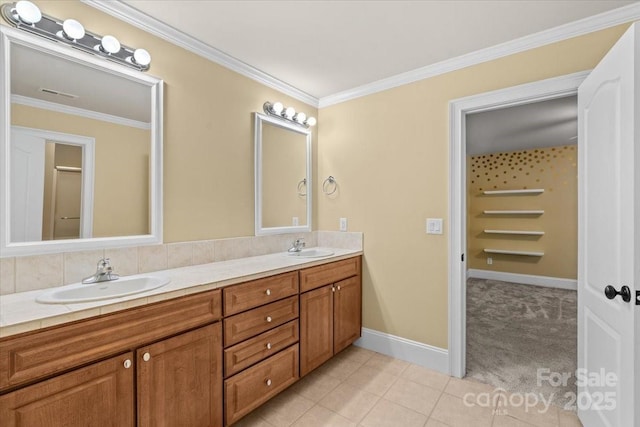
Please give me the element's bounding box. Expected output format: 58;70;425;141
1;1;150;71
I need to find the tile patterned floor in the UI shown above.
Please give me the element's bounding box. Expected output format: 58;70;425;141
232;346;584;427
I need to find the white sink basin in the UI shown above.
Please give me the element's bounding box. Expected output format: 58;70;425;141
36;275;170;304
287;248;334;258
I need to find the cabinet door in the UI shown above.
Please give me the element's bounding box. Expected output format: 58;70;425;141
137;323;222;427
0;352;134;427
299;285;334;376
334;276;362;354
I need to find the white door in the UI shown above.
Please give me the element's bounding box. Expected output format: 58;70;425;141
577;23;638;427
9;128;45;242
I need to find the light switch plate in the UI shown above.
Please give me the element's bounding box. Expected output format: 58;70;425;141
292;217;299;226
339;217;348;232
426;218;443;234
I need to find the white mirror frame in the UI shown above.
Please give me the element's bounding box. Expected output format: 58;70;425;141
255;112;312;236
0;26;163;256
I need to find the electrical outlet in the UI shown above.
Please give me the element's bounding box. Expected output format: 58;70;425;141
292;217;299;226
487;257;493;265
339;217;348;232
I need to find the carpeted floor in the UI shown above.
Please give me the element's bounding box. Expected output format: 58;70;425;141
466;278;577;409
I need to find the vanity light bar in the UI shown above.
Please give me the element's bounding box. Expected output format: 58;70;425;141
263;101;317;128
1;1;151;71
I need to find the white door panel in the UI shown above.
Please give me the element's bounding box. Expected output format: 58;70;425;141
578;23;638;427
9;129;45;242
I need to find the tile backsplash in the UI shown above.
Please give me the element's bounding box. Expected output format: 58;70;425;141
0;231;362;295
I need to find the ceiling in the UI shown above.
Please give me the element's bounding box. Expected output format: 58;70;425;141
11;43;151;123
466;96;577;156
120;0;635;99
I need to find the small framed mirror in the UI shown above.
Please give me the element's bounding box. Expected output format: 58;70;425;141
0;27;163;256
255;112;311;235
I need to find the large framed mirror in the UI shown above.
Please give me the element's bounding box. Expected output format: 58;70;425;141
255;112;311;235
0;26;163;256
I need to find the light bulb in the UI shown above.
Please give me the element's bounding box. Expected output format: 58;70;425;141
305;117;317;127
15;0;41;24
132;48;151;66
295;112;306;124
284;107;296;119
271;102;284;115
62;19;85;40
100;35;121;54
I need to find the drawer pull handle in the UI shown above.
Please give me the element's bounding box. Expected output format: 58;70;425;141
124;359;132;369
266;379;272;386
266;342;272;350
266;316;273;323
265;289;271;296
142;352;151;362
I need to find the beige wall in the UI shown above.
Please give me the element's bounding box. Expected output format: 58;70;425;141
317;25;630;349
262;122;308;228
17;0;319;243
467;145;578;279
12;104;151;237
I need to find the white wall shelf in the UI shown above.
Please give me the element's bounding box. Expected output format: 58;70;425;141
483;189;544;195
483;210;544;215
484;249;544;256
484;229;545;236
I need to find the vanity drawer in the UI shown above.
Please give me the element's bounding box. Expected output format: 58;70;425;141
299;257;361;292
224;344;299;426
0;289;222;392
224;320;298;378
223;296;298;347
223;272;298;316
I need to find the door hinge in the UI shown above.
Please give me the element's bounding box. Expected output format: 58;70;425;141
461;253;465;262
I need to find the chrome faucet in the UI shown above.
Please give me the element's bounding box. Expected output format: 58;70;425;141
82;258;119;284
288;238;306;253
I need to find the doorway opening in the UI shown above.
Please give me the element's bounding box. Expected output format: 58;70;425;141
463;95;578;407
447;71;589;388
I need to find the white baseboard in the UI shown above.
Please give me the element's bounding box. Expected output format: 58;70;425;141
467;269;577;291
354;327;449;375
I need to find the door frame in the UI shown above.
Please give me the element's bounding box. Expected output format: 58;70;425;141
447;71;589;378
11;126;95;240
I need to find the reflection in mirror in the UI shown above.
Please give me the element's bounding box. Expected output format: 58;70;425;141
1;27;163;256
255;113;311;235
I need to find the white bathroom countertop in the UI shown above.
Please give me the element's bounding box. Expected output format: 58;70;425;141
0;248;362;338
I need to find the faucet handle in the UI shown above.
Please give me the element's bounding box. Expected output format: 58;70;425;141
97;258;112;272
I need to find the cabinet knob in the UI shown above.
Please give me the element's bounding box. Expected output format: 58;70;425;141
123;359;132;369
332;286;336;292
266;342;272;350
266;316;272;323
142;352;151;362
266;379;272;386
265;289;271;296
337;285;341;291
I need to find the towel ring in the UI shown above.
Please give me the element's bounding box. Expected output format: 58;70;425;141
322;176;337;195
297;178;307;196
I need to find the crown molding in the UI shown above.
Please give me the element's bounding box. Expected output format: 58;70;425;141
318;3;640;107
81;1;639;110
81;0;319;108
12;94;151;130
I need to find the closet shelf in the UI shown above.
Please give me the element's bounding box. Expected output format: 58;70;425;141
484;229;545;236
483;189;544;195
483;210;544;215
484;249;544;256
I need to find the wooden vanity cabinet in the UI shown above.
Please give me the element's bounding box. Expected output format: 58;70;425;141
299;257;362;376
0;352;135;427
137;323;222;427
222;273;301;426
0;290;223;427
